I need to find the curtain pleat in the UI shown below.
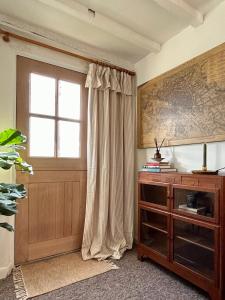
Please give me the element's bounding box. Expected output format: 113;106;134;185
82;64;135;260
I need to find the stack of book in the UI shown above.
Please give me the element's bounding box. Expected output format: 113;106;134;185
141;161;177;173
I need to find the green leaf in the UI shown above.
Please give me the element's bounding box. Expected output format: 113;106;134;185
0;222;14;231
0;129;26;146
0;199;17;216
0;183;26;199
0;129;32;231
0;158;14;169
0;152;20;160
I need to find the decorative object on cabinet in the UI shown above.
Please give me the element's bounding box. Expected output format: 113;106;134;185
137;42;225;148
192;144;225;175
137;171;225;300
152;138;165;161
141;160;177;173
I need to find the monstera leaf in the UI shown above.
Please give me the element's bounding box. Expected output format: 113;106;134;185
0;129;32;232
0;129;32;174
0;128;26;146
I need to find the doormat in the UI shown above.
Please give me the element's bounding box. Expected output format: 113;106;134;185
13;252;118;299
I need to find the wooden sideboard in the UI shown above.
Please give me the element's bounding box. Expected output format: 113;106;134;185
137;172;225;300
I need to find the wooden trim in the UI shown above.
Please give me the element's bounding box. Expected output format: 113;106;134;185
0;29;135;76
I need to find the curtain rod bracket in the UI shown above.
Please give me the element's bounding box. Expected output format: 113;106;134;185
2;32;10;42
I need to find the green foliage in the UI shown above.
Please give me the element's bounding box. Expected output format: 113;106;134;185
0;129;32;231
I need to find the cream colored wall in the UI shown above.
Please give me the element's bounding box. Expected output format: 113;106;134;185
0;42;16;279
135;1;225;173
0;38;88;279
134;1;225;241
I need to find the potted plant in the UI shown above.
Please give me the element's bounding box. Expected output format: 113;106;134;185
0;128;32;231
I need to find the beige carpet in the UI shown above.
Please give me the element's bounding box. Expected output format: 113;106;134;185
13;252;118;300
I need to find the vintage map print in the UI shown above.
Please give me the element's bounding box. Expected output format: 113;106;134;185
137;43;225;148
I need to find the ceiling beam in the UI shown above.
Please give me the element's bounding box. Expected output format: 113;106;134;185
38;0;160;53
153;0;204;27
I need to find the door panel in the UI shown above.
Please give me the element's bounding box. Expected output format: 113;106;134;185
15;57;87;264
15;171;86;263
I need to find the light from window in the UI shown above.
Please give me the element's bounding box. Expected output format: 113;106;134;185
30;73;56;116
29;117;55;157
58;121;80;158
58;80;80;120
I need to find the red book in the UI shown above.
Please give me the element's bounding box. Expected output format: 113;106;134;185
145;162;160;166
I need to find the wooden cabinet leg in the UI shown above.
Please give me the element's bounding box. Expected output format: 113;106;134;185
208;288;221;300
137;254;144;262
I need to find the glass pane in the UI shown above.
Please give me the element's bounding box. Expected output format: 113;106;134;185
30;73;56;116
174;220;215;279
141;209;167;232
58;80;80;120
140;225;167;256
29;117;55;157
58;121;80;158
140;184;167;206
174;188;215;219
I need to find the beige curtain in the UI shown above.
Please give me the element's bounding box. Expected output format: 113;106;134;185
82;64;135;260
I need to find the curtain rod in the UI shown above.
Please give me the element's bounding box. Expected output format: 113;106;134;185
0;29;135;76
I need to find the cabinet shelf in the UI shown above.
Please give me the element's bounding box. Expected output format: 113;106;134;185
175;235;214;252
142;221;167;234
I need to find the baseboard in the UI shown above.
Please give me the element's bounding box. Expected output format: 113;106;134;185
0;263;14;279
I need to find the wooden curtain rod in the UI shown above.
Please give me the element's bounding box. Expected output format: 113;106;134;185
0;29;135;76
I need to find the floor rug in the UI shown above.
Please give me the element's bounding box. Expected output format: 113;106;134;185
13;252;118;300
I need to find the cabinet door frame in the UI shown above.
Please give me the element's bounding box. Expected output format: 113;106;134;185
171;184;219;223
171;213;220;286
138;204;170;260
138;181;170;211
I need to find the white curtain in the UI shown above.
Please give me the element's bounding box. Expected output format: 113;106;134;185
82;64;135;260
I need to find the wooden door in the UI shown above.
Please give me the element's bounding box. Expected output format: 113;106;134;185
15;56;87;264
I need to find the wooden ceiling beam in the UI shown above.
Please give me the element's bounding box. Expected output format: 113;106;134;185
38;0;161;53
153;0;204;27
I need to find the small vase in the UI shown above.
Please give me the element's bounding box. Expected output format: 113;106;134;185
154;150;161;159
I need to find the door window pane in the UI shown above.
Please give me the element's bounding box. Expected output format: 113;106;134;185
58;121;80;158
58;80;80;120
29;117;55;157
30;73;56;116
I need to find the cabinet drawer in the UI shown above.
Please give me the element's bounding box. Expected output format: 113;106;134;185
181;176;198;186
139;172;161;182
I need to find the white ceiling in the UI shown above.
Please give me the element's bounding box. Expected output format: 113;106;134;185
0;0;223;64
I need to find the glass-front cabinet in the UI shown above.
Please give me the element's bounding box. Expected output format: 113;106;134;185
139;207;169;257
139;182;169;210
172;185;218;223
172;216;218;281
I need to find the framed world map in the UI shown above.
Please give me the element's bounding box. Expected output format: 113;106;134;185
137;42;225;148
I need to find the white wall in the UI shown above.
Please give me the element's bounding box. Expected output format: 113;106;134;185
0;38;89;279
135;1;225;173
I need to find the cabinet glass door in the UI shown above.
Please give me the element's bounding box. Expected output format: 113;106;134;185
173;186;217;222
140;207;168;257
140;183;169;209
173;218;216;280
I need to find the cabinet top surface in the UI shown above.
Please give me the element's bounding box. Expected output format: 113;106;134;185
138;171;225;178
